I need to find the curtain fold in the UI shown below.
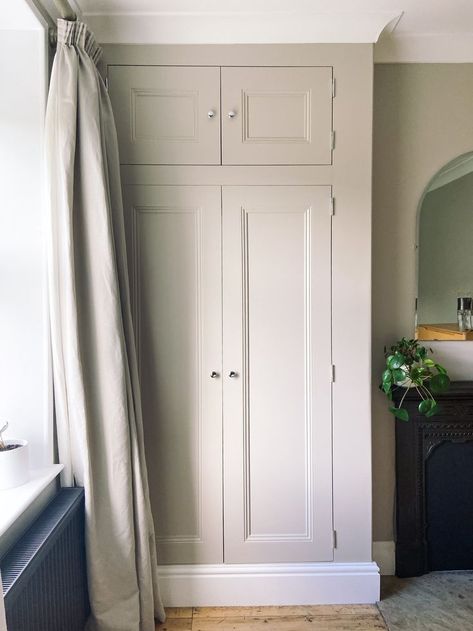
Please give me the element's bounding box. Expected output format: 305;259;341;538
45;19;164;631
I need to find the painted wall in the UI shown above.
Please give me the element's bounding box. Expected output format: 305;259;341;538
373;64;473;543
0;28;51;467
418;171;473;324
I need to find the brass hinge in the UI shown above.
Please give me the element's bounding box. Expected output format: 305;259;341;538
331;131;336;150
330;197;335;216
330;364;335;383
333;530;338;549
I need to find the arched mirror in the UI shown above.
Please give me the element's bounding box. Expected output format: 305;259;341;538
417;152;473;341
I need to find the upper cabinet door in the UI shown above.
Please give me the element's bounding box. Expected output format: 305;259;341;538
221;67;333;165
109;66;221;165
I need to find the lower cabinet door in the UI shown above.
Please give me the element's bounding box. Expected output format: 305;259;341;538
222;186;334;563
123;184;223;564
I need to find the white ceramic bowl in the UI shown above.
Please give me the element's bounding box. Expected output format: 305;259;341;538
0;439;29;490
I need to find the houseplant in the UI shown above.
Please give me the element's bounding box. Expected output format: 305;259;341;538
0;421;29;490
380;338;450;421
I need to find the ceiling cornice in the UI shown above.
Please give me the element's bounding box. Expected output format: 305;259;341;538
36;1;473;63
81;11;402;44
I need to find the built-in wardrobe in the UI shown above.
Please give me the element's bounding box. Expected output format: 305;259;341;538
104;44;378;606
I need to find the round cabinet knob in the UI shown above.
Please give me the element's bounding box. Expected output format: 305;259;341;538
228;111;237;119
208;110;216;119
210;371;219;378
229;371;238;378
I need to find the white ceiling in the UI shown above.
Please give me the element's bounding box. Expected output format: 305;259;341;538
65;0;473;61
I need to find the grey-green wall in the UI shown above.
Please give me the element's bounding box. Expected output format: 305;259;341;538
373;64;473;544
418;172;473;324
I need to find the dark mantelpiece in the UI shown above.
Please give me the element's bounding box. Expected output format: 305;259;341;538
394;381;473;578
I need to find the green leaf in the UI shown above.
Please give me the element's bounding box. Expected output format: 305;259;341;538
389;406;409;422
392;368;406;382
425;403;439;417
419;399;435;415
382;369;393;385
417;346;427;359
435;364;447;375
410;366;430;385
387;353;405;370
382;382;392;395
430;373;450;394
423;358;435;367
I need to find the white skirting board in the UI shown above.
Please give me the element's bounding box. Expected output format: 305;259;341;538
372;541;395;576
158;562;381;607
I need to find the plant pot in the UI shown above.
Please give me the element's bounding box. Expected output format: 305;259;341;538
0;439;29;490
395;364;415;388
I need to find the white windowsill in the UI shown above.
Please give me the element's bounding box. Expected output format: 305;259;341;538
0;465;63;538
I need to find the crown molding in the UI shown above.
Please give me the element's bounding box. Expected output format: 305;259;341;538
37;1;473;62
81;11;401;44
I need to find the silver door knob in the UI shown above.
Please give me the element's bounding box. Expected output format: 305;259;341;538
228;111;237;119
208;110;216;119
210;371;219;378
229;371;238;378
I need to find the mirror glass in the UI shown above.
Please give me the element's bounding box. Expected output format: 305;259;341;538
417;152;473;341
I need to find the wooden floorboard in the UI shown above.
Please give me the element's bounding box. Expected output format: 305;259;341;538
192;615;386;631
156;617;193;631
166;608;194;619
193;606;379;618
157;605;388;631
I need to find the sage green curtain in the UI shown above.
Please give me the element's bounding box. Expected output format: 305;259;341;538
45;19;164;631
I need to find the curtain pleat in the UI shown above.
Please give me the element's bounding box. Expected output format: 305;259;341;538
45;19;165;631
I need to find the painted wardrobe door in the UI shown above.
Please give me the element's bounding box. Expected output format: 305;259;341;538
221;67;333;165
223;186;333;563
109;66;220;165
123;185;223;564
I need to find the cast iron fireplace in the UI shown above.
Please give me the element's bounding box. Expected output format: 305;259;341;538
394;381;473;577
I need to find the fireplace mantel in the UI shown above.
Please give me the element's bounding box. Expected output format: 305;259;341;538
394;381;473;577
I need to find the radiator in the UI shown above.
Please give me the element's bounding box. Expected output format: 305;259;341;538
1;487;89;631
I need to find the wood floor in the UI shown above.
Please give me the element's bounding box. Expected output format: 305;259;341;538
156;606;388;631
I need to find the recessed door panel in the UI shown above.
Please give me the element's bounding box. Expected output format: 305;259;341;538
110;66;221;164
223;186;333;563
222;67;333;165
123;185;223;564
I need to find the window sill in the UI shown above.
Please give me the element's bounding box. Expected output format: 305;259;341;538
0;465;63;539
